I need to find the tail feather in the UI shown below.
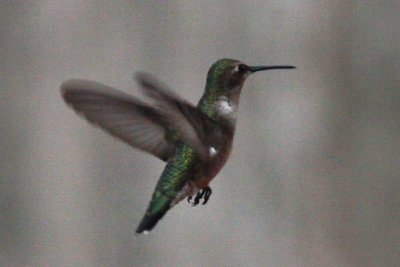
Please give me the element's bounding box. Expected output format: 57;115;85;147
136;192;172;234
136;208;169;234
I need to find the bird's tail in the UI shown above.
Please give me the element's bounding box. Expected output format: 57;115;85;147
136;209;168;234
135;193;171;234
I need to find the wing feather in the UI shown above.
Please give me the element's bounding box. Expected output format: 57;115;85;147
61;79;173;161
61;75;216;162
135;73;215;160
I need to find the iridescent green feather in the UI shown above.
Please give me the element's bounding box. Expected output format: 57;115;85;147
136;143;196;232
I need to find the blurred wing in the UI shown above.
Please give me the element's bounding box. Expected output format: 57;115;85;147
135;72;215;160
61;79;174;161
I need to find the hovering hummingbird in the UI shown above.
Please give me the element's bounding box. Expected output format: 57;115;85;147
61;59;295;234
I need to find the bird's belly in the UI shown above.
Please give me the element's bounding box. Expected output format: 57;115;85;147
170;146;231;207
195;149;231;188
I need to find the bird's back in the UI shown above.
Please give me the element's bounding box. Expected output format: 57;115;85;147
136;142;197;233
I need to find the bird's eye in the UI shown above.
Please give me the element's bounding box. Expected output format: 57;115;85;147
237;64;247;73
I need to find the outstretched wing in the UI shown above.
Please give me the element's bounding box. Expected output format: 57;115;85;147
61;76;216;161
136;72;215;160
61;79;175;161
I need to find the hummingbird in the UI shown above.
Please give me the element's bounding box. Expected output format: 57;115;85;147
61;59;295;234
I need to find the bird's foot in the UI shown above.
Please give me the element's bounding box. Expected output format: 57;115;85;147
187;187;212;206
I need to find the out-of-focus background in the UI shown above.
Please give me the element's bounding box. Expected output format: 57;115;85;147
1;1;399;266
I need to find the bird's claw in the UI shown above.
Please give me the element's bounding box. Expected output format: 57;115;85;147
187;187;212;206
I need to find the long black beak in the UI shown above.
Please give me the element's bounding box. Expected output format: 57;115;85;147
249;65;296;73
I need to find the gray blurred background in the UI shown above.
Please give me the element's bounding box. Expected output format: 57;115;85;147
1;1;399;266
